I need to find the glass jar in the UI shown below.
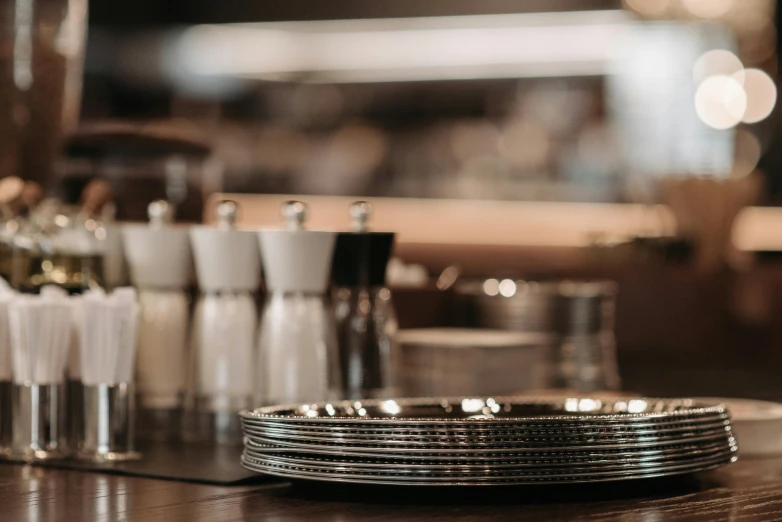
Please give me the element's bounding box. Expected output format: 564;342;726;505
11;199;104;294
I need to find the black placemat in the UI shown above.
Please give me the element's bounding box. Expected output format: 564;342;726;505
0;442;269;485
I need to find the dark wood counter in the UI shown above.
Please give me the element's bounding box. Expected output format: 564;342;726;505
3;455;782;521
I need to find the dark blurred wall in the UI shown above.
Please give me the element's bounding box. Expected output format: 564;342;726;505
757;1;782;203
89;0;619;26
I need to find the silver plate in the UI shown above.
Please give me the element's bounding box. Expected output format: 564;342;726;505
241;430;733;450
246;448;734;476
244;437;737;462
242;451;736;478
241;397;726;425
240;453;736;486
243;440;735;469
241;419;731;443
243;431;735;456
240;414;730;434
241;413;730;430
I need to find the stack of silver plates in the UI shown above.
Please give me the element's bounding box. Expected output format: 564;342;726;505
240;397;737;486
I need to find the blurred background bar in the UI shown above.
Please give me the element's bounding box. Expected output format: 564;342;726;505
1;0;781;402
63;0;777;222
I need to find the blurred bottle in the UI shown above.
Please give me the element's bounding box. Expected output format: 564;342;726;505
10;181;106;294
0;177;27;282
0;0;87;184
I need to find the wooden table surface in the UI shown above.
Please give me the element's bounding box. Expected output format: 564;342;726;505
4;455;782;521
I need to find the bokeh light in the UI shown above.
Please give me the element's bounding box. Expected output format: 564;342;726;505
732;129;761;178
483;278;500;296
623;0;671;17
498;279;517;298
693;49;744;86
682;0;734;19
694;75;746;130
735;68;776;124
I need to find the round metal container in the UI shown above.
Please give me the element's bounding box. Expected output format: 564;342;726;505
396;328;553;397
455;280;619;391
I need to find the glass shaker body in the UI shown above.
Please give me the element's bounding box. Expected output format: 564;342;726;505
333;285;398;399
186;289;256;444
188;217;261;443
257;291;340;406
121;221;192;441
0;217;17;282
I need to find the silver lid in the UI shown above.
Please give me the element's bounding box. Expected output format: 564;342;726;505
349;201;372;232
215;200;239;231
148;200;174;228
281;200;307;231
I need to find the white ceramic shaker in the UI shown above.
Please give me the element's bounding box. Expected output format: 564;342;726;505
187;200;260;444
257;201;339;406
121;200;192;440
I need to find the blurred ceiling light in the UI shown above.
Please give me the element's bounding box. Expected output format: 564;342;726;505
461;398;485;413
732;129;761;178
623;0;671;17
694;75;746;129
682;0;734;19
693;49;744;85
735;68;776;124
176;10;629;83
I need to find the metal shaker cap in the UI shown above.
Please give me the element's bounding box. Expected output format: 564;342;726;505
281;200;307;231
148;200;174;227
215;200;239;231
349;201;372;232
